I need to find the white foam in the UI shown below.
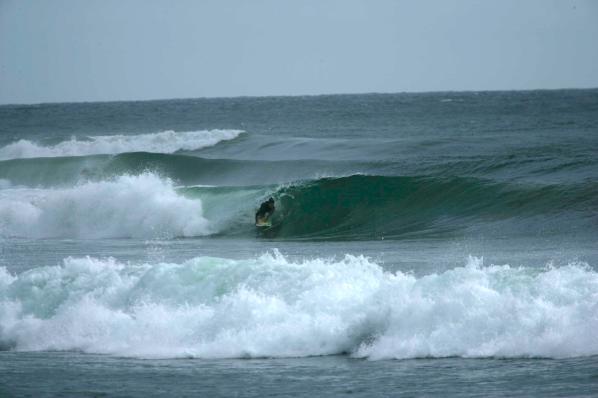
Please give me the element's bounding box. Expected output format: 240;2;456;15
0;173;210;238
0;253;596;359
0;129;244;160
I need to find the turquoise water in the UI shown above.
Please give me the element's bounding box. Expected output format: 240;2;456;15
1;90;597;396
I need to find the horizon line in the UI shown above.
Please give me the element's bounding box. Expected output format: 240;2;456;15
1;86;597;107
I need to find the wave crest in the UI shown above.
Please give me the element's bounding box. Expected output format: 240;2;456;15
0;129;244;160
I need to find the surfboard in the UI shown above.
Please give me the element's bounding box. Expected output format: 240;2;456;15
255;218;272;228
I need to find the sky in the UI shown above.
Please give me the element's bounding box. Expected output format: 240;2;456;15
1;0;597;104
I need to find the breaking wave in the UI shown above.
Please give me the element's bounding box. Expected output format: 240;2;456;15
0;173;210;239
0;129;244;160
0;253;596;359
1;173;596;240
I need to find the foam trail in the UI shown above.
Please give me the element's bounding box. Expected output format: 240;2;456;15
0;129;244;160
0;253;596;359
0;173;210;238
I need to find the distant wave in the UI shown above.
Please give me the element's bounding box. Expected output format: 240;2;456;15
0;151;364;188
1;138;596;188
1;253;596;359
0;129;244;160
0;173;210;239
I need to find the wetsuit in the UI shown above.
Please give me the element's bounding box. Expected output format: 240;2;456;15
255;201;275;223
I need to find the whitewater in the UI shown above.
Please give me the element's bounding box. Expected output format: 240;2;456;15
0;173;211;239
2;253;596;359
0;129;244;160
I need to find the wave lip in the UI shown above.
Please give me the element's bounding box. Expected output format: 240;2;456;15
0;173;210;239
0;129;244;160
0;253;596;359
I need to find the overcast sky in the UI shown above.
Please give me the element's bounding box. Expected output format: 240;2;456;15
1;0;597;104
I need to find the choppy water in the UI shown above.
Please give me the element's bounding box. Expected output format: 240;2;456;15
1;90;597;396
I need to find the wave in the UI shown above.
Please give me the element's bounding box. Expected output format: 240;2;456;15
0;152;361;188
0;173;210;239
233;175;597;240
1;173;595;240
0;253;596;359
1;146;596;190
0;129;244;160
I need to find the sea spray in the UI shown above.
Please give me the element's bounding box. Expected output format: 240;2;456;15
0;173;210;238
1;253;596;359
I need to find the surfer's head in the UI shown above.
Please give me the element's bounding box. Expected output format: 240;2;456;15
268;198;274;203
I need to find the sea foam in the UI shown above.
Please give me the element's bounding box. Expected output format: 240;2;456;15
0;253;596;359
0;129;244;160
0;173;210;238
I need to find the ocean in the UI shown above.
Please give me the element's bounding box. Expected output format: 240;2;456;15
0;90;597;397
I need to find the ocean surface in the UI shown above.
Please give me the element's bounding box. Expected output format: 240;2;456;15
1;90;597;397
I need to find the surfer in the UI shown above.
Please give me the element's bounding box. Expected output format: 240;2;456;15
255;198;275;224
